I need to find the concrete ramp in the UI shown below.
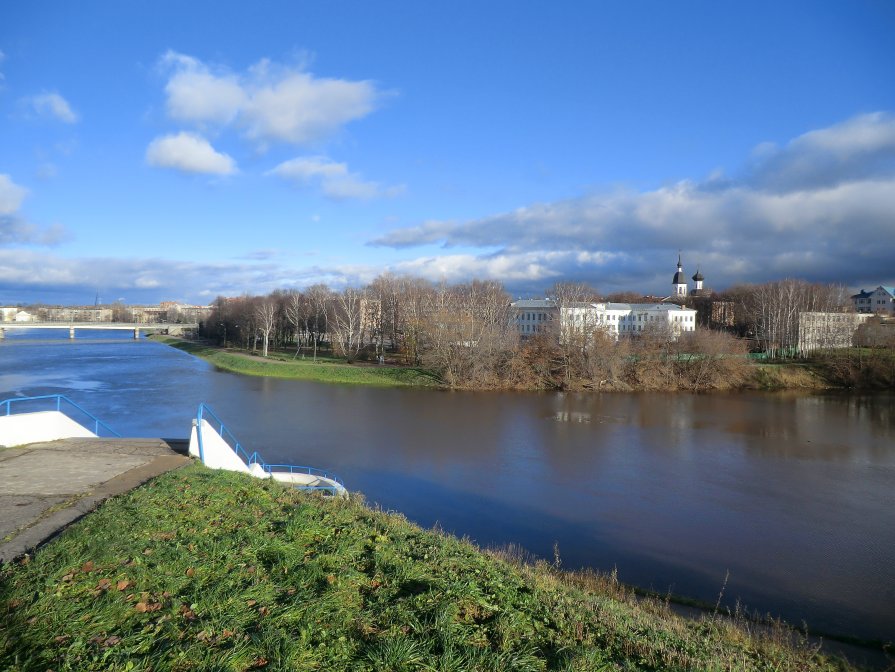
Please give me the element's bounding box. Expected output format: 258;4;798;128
0;437;190;563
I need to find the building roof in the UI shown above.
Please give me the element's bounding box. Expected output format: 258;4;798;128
692;269;704;281
511;299;556;309
671;255;686;285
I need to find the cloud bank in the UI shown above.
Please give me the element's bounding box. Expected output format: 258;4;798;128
372;112;895;293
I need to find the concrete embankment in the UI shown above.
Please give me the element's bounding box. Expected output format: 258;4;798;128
0;437;190;563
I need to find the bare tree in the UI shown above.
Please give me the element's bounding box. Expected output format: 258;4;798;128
305;284;332;361
330;287;367;363
256;300;277;357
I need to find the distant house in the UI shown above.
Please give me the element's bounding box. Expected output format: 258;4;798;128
851;286;895;316
0;307;18;323
14;310;34;322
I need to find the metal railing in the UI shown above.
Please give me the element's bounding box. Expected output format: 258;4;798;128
196;403;345;496
0;394;121;437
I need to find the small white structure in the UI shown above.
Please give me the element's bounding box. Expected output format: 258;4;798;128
189;407;346;497
14;310;34;322
0;395;118;447
0;410;96;447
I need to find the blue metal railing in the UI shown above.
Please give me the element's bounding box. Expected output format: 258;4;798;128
0;394;121;438
196;403;345;496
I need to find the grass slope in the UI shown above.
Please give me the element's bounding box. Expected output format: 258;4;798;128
1;466;857;671
152;337;441;388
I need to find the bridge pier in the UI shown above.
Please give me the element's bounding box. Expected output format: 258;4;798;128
69;327;75;339
134;328;140;339
0;328;4;339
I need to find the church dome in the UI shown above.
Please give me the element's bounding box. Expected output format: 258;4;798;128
692;269;704;282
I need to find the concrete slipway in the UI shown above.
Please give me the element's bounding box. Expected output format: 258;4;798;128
0;437;190;564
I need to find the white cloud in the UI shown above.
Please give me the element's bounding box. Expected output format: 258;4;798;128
0;174;67;247
0;249;360;303
159;51;380;146
23;92;79;123
267;156;403;200
243;66;378;145
161;51;246;126
0;174;28;215
371;112;895;293
145;132;237;175
746;112;895;192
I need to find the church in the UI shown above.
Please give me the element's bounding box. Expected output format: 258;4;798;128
671;255;706;299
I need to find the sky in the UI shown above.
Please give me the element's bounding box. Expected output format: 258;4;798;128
1;1;894;306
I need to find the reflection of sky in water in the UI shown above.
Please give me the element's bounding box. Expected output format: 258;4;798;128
1;335;894;644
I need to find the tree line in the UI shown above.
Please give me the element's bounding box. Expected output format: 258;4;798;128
198;275;889;391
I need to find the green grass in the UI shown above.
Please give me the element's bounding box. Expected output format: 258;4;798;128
1;465;862;671
152;337;441;388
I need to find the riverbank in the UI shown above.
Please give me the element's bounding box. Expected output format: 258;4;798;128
150;336;441;388
152;335;857;392
0;464;865;671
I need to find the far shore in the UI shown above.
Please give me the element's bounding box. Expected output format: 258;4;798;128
148;335;878;393
149;335;442;388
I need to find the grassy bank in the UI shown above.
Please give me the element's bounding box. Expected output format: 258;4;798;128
151;336;441;388
1;465;862;671
744;363;831;391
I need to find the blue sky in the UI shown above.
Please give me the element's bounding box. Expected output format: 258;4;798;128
1;1;894;305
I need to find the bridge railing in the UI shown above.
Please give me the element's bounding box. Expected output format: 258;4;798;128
196;403;344;495
0;394;121;438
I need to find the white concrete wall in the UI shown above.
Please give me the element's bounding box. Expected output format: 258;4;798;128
188;417;346;495
188;419;251;473
0;410;96;447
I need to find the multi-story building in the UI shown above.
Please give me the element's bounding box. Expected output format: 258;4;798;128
510;299;558;338
797;312;872;354
512;299;697;342
851;286;895;316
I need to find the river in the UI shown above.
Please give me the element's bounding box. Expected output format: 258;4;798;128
1;331;893;645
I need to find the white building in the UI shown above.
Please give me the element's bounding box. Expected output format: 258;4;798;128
851;286;895;316
0;307;18;322
798;312;872;354
510;299;558;338
562;302;697;341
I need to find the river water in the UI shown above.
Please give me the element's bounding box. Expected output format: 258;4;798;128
1;331;893;644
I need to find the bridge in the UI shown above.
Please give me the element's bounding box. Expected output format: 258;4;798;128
0;322;198;339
